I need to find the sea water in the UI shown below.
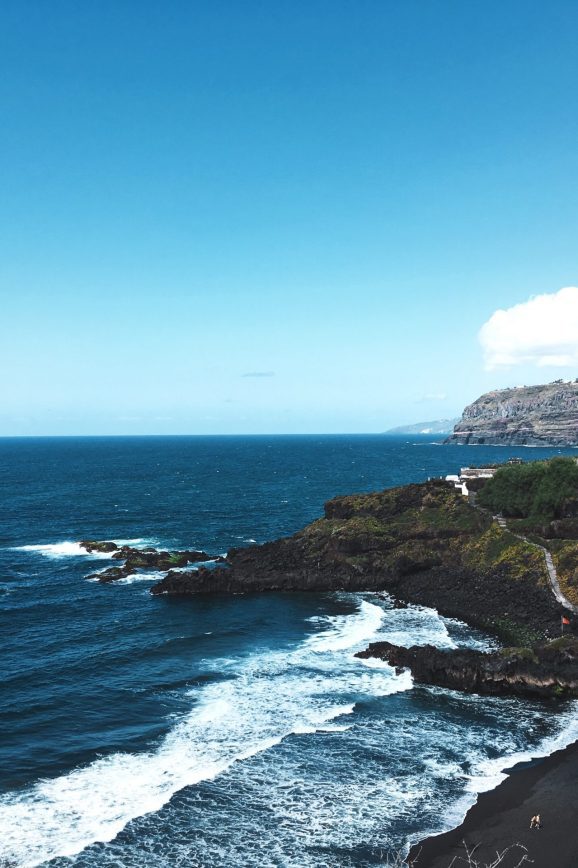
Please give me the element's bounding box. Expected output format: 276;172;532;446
1;435;577;867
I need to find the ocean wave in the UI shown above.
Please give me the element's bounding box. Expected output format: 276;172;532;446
10;539;160;560
466;701;578;794
413;697;578;853
115;571;167;585
304;599;385;652
0;597;410;867
3;592;566;868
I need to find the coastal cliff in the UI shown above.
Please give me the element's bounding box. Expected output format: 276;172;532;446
445;381;578;446
149;478;568;645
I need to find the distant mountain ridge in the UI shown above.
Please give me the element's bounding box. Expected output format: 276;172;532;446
386;419;459;436
446;382;578;446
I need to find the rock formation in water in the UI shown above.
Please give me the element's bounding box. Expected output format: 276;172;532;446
445;382;578;446
356;637;578;699
81;541;219;583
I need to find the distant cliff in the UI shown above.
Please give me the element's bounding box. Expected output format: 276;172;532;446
446;382;578;446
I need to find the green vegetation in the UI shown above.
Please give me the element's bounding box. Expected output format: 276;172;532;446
498;646;539;663
478;457;578;521
296;478;571;647
461;523;544;581
544;635;578;652
488;618;542;647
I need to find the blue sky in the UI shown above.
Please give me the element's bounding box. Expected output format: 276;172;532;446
2;0;578;435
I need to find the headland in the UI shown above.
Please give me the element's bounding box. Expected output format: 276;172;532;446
446;381;578;446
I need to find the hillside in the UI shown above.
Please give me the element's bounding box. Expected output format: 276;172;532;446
446;381;578;445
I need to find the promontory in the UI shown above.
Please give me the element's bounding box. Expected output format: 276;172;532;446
445;381;578;446
85;457;578;698
149;458;578;645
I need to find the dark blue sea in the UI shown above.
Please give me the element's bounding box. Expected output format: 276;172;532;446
2;435;578;867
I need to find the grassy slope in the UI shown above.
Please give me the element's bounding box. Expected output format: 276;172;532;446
293;480;553;644
477;458;578;607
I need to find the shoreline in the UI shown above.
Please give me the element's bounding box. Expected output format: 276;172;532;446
407;738;578;867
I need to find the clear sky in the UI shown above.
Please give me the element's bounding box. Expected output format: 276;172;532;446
2;0;578;435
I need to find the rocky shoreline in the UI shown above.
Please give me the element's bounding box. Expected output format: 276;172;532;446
80;540;224;582
407;738;578;867
82;475;578;700
147;479;571;647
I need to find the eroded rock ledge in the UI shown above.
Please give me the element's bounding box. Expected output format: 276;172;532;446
356;638;578;699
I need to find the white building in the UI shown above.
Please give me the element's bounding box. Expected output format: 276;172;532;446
445;466;497;496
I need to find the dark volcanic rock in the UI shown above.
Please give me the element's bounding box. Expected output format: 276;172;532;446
150;566;235;595
356;638;578;698
82;542;216;583
86;565;132;583
445;382;578;446
111;546;212;569
148;479;568;644
80;540;119;553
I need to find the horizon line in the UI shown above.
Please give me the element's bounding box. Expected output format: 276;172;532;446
0;431;440;440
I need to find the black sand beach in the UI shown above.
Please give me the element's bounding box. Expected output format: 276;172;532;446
408;739;578;867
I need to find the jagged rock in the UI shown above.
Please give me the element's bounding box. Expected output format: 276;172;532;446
151;566;235;595
543;519;578;540
110;546;212;569
80;540;119;553
86;565;132;583
81;542;216;582
356;638;578;698
446;382;578;446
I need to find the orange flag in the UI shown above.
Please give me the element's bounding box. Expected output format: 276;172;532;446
562;616;571;625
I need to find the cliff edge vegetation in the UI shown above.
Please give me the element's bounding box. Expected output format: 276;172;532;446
476;457;578;608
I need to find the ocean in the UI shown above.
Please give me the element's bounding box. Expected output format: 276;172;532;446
2;434;578;867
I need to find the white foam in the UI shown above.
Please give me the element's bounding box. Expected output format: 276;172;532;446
412;699;578;853
304;599;385;652
11;539;159;560
116;571;166;585
0;596;410;867
13;542;111;559
371;602;457;650
466;701;578;794
357;655;394;669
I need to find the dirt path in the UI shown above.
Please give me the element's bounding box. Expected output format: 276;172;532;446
494;514;578;615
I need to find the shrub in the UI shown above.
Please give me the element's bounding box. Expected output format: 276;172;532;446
478;457;578;521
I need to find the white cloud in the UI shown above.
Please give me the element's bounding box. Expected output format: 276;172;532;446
479;287;578;369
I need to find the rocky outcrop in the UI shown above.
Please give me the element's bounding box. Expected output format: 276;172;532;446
81;541;220;583
356;638;578;698
446;382;578;446
149;480;572;644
